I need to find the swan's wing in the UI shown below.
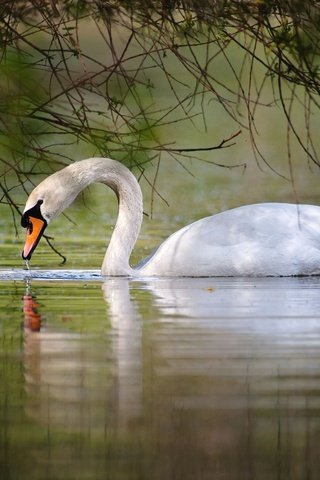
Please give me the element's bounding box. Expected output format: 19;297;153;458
138;204;320;276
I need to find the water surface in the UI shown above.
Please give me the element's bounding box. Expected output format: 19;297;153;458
1;274;320;479
2;29;320;478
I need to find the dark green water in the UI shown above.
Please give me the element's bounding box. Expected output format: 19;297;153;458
1;276;320;480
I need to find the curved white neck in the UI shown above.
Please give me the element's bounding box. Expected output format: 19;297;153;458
68;158;143;276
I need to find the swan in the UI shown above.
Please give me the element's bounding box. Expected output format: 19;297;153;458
21;157;320;277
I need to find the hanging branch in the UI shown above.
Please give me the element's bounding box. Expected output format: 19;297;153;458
0;0;320;260
160;130;242;153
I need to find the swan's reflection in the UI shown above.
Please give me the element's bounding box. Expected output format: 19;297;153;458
102;278;142;425
145;276;320;321
23;278;142;432
21;276;320;477
23;288;41;332
140;277;320;406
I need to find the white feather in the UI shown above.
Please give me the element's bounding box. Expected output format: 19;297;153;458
23;158;320;277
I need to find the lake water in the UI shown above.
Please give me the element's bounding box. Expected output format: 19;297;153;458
1;272;320;480
2;18;320;477
2;154;320;479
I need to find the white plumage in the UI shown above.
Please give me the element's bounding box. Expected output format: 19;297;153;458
22;158;320;277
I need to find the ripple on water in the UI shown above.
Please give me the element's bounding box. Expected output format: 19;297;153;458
0;269;102;281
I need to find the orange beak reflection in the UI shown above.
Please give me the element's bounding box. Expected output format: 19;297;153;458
22;216;47;260
23;294;42;331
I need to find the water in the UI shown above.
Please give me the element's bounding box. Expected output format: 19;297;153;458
2;150;320;479
1;273;320;479
2;28;320;477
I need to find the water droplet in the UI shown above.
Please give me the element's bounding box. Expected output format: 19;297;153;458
25;260;30;270
25;278;30;295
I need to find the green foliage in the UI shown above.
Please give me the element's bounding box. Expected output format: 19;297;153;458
0;50;47;171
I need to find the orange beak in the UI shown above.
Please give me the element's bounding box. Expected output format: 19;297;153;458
22;216;47;260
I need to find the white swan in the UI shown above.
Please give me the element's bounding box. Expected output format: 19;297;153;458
21;157;320;277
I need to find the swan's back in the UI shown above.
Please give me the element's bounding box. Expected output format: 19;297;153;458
138;203;320;277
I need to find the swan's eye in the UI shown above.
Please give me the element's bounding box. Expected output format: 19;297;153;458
21;199;44;228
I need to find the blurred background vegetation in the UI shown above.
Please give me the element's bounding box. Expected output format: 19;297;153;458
1;0;320;254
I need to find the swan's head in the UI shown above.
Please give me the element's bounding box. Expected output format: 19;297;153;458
21;166;81;260
21;197;47;261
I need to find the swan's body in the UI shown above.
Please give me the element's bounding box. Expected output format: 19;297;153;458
21;157;320;277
